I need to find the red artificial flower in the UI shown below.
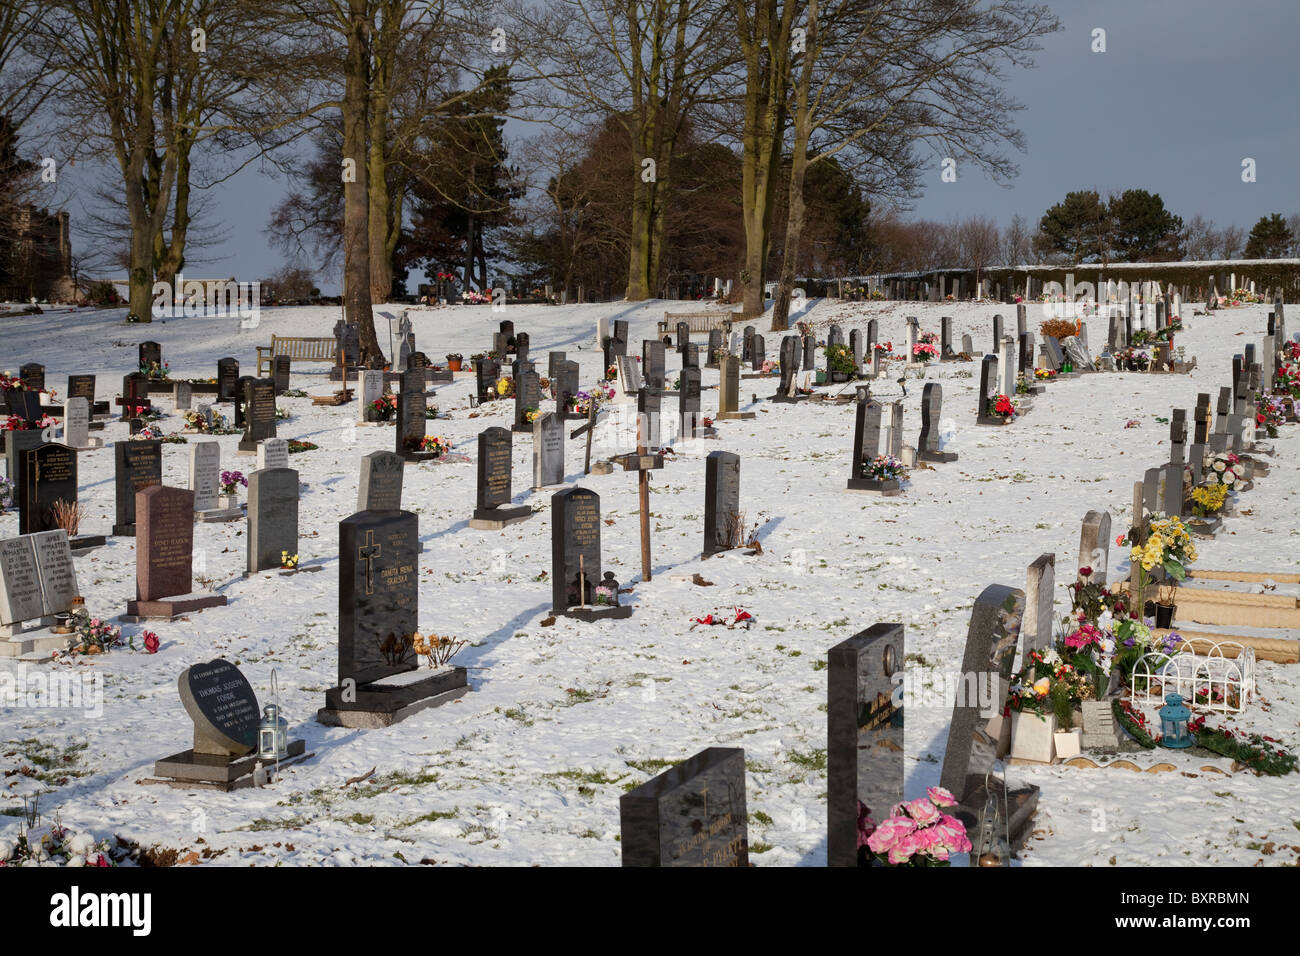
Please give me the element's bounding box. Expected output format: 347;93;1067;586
143;631;160;654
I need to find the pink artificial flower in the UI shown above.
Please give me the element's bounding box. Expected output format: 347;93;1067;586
926;786;957;807
905;797;941;826
936;814;973;853
887;832;919;864
143;632;160;654
866;815;916;855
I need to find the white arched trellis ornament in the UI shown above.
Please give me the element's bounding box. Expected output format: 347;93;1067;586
1129;640;1254;715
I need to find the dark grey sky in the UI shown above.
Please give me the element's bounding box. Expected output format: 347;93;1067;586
65;0;1300;292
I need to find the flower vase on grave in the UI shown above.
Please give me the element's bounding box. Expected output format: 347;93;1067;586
1154;602;1176;629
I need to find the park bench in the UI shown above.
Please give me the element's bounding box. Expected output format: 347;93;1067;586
255;335;338;376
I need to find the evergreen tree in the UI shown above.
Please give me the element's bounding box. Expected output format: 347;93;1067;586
1243;213;1294;259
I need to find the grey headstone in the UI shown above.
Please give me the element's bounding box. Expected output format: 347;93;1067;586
533;412;565;489
939;584;1025;805
32;529;78;617
1021;554;1055;656
358;451;405;512
247;467;299;573
1078;511;1111;585
189;442;220;512
703;451;740;556
257;437;290;472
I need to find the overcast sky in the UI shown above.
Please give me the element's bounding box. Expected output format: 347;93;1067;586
63;0;1300;292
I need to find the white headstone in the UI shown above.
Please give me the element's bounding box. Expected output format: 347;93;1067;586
0;536;45;631
31;530;78;616
64;397;90;449
359;370;385;422
189;441;221;512
257;437;290;472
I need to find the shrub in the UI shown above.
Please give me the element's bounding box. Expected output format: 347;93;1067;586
825;343;855;375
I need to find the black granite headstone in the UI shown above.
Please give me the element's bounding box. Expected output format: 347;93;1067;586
828;623;904;867
703;451;740;556
19;443;77;536
217;358;239;402
113;440;162;535
337;510;420;687
619;747;749;867
552;487;601;612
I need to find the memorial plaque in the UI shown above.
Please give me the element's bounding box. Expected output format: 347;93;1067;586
189;441;220;512
703;451;740;556
20;442;77;536
0;536;44;628
135;485;196;601
358;451;405;512
32;530;79;616
620;748;749;867
178;660;261;756
114;440;162;534
339;510;420;686
551;487;601;612
247;467;299;573
828;623;904;867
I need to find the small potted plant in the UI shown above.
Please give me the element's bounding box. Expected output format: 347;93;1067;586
281;551;300;570
219;470;247;509
446;353;463;372
366;392;397;422
911;341;938;364
825;343;855;382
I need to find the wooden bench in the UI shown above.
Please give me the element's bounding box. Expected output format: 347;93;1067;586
256;336;338;375
656;311;743;336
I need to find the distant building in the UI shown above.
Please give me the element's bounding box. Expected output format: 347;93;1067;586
1;206;72;302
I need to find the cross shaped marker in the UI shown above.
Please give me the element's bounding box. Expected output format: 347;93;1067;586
358;530;382;595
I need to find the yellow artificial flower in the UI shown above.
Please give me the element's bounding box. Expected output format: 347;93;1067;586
1032;677;1051;696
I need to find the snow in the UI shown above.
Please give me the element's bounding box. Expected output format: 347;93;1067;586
1;296;1297;867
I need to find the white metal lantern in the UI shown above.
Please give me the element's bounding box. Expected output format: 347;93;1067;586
257;669;289;761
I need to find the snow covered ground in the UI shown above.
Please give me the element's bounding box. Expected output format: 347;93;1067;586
1;295;1297;867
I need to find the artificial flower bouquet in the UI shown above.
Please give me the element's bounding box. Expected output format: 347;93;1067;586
860;788;971;867
219;470;247;496
911;342;938;363
409;435;452;457
864;454;907;482
1190;483;1227;517
986;394;1015;420
1207;452;1245;488
369;393;397;421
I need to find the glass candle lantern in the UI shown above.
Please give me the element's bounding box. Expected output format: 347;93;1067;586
1159;694;1193;749
257;704;289;761
973;767;1010;867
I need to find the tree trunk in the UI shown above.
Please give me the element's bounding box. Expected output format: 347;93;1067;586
343;0;378;361
625;171;653;300
367;108;392;304
771;0;817;333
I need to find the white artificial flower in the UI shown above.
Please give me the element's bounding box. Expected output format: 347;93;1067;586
68;833;94;856
1223;472;1235;484
1213;460;1226;472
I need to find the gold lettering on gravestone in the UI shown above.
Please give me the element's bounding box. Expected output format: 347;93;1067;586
35;452;74;484
572;498;598;548
487;443;510;497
